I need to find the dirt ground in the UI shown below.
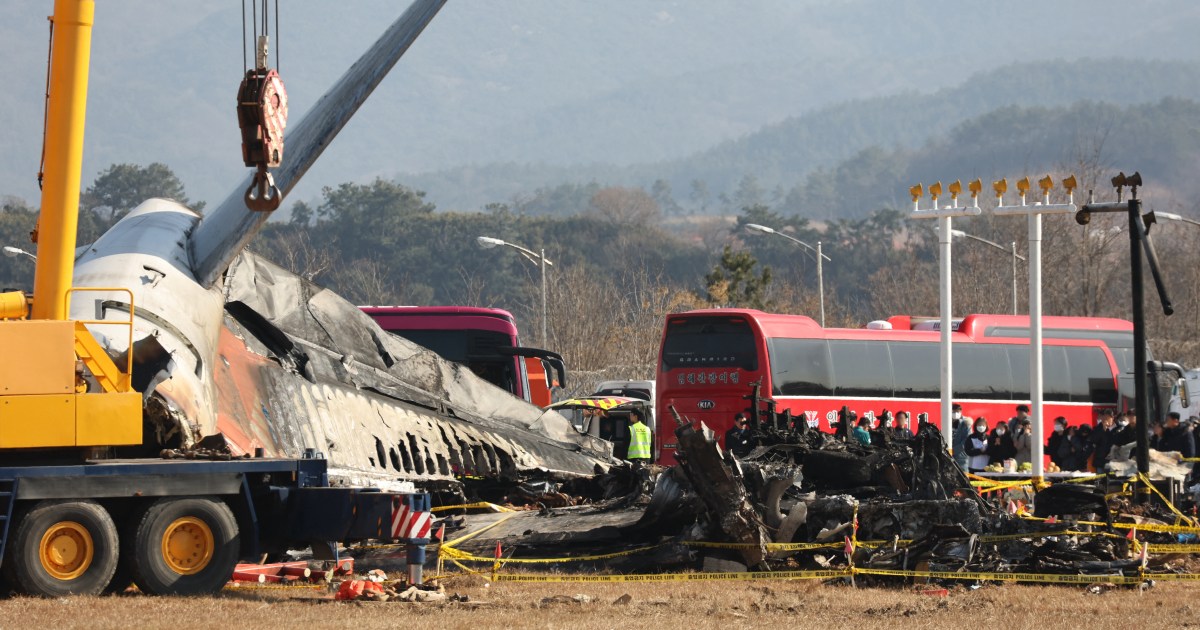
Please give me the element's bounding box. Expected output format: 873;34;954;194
1;576;1198;630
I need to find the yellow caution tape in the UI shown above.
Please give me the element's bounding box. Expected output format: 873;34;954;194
495;569;852;583
440;513;518;550
1136;473;1197;528
1146;544;1200;554
683;540;843;552
851;567;1143;585
432;502;515;513
1019;514;1200;536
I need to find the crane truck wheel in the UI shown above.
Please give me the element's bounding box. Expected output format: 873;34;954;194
3;500;118;596
128;497;239;595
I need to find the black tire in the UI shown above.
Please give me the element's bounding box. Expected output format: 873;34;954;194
128;497;239;596
4;500;119;596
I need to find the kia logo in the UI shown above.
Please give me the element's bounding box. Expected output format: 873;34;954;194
698;400;715;410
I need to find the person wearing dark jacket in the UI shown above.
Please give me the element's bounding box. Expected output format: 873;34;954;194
1157;412;1195;459
724;413;758;458
988;424;1017;466
1047;417;1068;468
1068;425;1095;471
1091;413;1116;472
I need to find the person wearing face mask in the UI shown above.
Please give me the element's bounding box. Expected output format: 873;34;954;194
1047;417;1069;469
950;403;972;470
1013;417;1033;465
989;421;1017;467
965;418;990;473
1113;412;1137;449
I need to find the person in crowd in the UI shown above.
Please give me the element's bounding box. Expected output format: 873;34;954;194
951;403;972;470
1113;412;1137;447
1068;424;1095;471
1091;411;1116;471
1008;404;1031;433
965;417;990;473
1157;411;1195;460
892;411;913;438
988;421;1017;466
1150;421;1165;451
1012;416;1033;465
853;417;872;446
1047;417;1069;468
724;412;757;458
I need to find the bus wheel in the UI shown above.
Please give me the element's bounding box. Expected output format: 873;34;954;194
5;500;118;596
129;498;239;595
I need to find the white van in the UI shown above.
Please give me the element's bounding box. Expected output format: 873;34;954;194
592;379;655;408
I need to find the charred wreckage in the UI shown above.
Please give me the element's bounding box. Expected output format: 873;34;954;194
435;403;1195;583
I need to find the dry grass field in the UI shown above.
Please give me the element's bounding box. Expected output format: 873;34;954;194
1;575;1197;630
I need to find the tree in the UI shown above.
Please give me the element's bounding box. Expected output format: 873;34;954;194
313;178;435;255
82;163;198;222
705;245;772;309
587;187;660;227
650;179;682;216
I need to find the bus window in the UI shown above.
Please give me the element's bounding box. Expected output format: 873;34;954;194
1007;345;1031;400
1066;346;1119;404
953;344;1013;400
768;338;831;396
1042;346;1071;402
828;339;893;397
661;317;757;371
890;341;938;398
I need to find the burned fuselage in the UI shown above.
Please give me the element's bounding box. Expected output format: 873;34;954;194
61;0;613;488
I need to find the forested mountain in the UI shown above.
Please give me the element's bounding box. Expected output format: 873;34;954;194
403;59;1200;214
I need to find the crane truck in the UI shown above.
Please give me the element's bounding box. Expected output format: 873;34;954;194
0;0;431;597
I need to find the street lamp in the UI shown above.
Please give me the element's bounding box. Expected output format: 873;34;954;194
476;236;553;346
1143;210;1200;231
743;223;831;326
948;229;1025;315
2;246;37;262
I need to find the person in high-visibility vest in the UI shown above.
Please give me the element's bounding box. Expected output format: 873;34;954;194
627;408;652;467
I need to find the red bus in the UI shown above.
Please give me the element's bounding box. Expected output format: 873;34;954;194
361;306;564;406
654;309;1138;465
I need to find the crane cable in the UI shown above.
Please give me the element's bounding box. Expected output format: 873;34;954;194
37;15;54;193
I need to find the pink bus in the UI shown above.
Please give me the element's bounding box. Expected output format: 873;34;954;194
361;306;563;405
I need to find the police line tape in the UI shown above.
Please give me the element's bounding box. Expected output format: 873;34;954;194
432;502;515;513
1146;544;1200;554
440;525;1182;562
1019;514;1200;536
436;529;1133;565
489;567;1200;585
494;569;852;583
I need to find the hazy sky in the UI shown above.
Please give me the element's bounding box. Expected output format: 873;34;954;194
1;1;1197;209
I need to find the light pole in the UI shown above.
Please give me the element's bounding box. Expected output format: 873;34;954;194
948;229;1026;315
1144;210;1200;231
476;236;553;346
2;246;37;262
744;223;831;327
908;181;983;451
